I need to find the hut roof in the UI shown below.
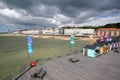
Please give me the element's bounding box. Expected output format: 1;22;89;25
84;45;96;49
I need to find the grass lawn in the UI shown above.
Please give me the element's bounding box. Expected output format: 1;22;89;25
0;35;90;79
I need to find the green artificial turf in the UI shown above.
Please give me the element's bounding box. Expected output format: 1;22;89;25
0;35;89;79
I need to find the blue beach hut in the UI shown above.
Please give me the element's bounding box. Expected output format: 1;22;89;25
83;44;101;57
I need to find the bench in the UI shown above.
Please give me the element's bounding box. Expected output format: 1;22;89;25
68;57;79;63
38;70;47;79
31;68;47;79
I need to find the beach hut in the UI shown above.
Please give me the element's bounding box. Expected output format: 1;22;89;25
83;36;120;57
83;45;101;57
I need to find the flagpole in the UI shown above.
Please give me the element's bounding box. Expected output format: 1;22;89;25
69;46;71;54
28;52;30;60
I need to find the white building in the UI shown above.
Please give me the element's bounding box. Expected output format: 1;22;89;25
42;28;54;34
61;28;95;36
12;27;95;36
21;29;40;34
54;28;60;35
41;28;59;35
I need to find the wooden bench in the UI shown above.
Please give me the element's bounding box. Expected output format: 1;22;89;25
31;68;47;79
68;57;79;63
38;70;47;79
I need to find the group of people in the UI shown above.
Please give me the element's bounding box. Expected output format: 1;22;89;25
109;42;119;53
99;34;120;54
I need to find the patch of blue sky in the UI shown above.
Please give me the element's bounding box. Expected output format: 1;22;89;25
0;24;11;32
0;25;7;32
98;13;117;18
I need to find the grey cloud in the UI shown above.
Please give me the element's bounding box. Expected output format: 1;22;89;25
0;0;120;31
40;0;120;17
2;0;34;9
2;0;120;18
29;5;59;18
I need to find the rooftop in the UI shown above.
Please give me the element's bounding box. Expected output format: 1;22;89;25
98;28;120;30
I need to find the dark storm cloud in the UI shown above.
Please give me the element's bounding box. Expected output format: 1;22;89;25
29;5;59;18
39;0;120;17
14;19;57;28
2;0;34;9
0;0;120;31
2;0;120;18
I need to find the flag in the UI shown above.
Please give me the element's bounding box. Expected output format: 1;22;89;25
89;35;94;44
100;34;104;42
70;35;75;47
107;34;112;41
27;36;33;55
27;36;32;45
28;45;33;54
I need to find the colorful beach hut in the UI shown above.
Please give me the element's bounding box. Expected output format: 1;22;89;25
83;44;101;57
83;36;120;57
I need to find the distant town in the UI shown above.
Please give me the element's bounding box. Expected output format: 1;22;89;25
1;23;120;37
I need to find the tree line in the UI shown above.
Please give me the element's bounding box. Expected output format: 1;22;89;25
62;23;120;29
82;23;120;29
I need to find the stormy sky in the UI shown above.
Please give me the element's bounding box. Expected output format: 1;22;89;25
0;0;120;32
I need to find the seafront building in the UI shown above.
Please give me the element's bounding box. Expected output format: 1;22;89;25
12;27;95;36
96;28;120;37
12;27;120;37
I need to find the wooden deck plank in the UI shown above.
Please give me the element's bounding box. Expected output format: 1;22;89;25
18;50;120;80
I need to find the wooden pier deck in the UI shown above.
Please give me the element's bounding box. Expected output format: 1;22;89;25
18;52;120;80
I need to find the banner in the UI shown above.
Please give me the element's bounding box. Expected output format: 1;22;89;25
70;35;75;47
28;45;33;54
100;34;104;42
27;36;33;55
107;34;112;41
